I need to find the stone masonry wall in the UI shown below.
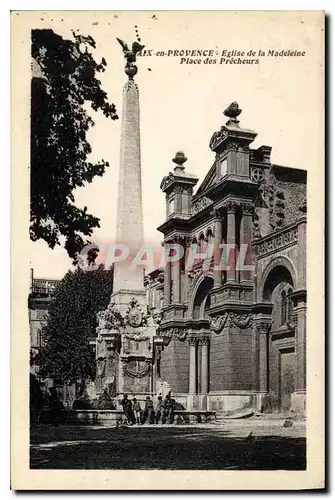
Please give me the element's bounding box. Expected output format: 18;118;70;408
210;330;254;391
160;338;189;393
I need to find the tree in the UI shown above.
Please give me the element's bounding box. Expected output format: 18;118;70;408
30;29;118;261
39;265;113;395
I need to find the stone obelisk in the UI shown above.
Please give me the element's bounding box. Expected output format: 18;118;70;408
111;39;146;311
94;40;163;399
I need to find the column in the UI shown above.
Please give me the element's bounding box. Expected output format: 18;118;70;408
295;306;306;391
188;337;197;394
172;252;181;303
163;243;171;306
226;201;237;282
212;210;223;288
293;299;306;414
240;202;254;283
297;220;307;289
257;322;271;392
172;238;181;304
118;358;126;395
200;337;209;394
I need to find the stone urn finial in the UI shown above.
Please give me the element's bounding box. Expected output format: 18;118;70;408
172;151;187;170
224;102;242;127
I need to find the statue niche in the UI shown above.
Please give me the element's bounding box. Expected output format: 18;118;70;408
95;338;118;396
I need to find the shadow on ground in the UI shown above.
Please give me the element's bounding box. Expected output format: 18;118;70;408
30;424;306;470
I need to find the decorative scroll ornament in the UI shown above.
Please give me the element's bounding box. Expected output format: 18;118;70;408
123;359;151;378
192;196;213;215
176;329;187;341
255;322;272;335
160;172;174;191
210;313;230;334
241;202;254;215
124;298;147;328
226;200;239;213
230;313;253;329
124;331;150;342
210;312;254;334
209;127;229;151
160;327;187;342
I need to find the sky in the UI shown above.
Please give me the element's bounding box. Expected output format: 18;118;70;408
28;11;323;279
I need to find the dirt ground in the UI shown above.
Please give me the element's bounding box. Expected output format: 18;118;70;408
30;420;306;470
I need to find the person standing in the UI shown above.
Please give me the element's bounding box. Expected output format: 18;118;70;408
143;396;154;424
49;387;64;426
132;397;142;425
155;395;163;424
162;393;175;424
121;394;135;425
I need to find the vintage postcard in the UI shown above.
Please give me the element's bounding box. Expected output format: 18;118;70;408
11;10;324;490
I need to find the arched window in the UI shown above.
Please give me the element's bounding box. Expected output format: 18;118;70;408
198;233;205;254
281;290;287;325
287;288;293;321
206;228;213;243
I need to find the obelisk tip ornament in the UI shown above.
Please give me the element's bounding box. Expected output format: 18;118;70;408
116;37;145;78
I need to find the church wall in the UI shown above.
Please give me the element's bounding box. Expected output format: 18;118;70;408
209;330;253;391
270;173;306;228
209;332;232;391
160;338;189;393
229;330;254;390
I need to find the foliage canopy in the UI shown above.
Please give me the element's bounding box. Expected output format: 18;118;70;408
30;29;118;261
39;265;113;393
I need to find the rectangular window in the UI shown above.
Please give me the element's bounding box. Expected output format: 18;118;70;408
220;158;228;177
168;197;175;216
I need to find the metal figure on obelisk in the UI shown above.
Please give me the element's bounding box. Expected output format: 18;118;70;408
116;37;145;78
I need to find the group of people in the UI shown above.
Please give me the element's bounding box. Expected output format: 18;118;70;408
120;393;176;425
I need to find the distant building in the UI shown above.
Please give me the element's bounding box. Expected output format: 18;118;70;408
28;269;59;381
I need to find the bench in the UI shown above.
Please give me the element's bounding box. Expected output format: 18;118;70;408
32;408;124;425
174;410;217;424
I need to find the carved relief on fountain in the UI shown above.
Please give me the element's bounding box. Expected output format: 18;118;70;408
95;297;163;395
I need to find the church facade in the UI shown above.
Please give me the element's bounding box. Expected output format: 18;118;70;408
146;102;307;417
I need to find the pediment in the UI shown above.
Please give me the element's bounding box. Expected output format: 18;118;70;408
194;162;217;197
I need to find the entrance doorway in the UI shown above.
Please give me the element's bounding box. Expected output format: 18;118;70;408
279;349;295;413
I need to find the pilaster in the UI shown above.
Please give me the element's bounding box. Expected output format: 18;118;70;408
163;244;172;306
188;337;197;395
212;209;223;288
239;202;254;283
290;290;307;414
226;201;237;283
199;337;209;394
254;319;272;412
